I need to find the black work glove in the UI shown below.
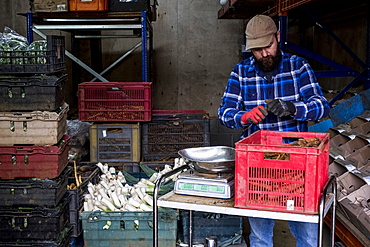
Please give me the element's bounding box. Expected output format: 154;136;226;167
267;99;296;117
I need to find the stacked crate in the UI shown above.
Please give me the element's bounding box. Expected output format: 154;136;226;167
66;162;101;239
78;81;152;171
141;110;210;167
0;34;73;245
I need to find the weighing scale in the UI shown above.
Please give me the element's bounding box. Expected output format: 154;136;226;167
174;169;235;199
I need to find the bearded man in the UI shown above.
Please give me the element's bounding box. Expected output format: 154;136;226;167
218;15;330;247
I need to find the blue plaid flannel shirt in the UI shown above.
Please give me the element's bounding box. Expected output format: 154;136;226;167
218;51;330;139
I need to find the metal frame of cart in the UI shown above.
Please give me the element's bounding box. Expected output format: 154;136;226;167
153;165;337;247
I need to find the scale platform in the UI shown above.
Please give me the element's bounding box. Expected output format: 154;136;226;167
174;170;234;199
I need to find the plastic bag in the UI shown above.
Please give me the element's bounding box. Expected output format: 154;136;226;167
2;26;28;46
0;27;29;65
67;120;93;162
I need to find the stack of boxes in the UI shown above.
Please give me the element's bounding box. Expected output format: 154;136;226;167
77;82;211;170
0;34;72;245
327;110;370;239
32;0;153;13
78;81;152;171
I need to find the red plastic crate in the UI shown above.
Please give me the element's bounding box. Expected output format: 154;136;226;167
78;82;152;122
0;135;71;179
235;130;330;214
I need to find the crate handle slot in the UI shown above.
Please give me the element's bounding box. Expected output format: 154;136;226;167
107;128;123;133
120;220;126;229
168;121;183;127
21;87;26;98
264;152;290;161
10;121;15;132
103;220;112;230
134;219;139;230
148;219;153;229
7;87;12;98
57;45;61;60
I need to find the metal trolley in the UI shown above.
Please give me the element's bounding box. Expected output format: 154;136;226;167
153;165;337;247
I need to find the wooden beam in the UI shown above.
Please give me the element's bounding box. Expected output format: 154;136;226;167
324;212;369;247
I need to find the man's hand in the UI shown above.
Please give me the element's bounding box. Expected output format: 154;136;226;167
241;106;268;124
267;99;296;117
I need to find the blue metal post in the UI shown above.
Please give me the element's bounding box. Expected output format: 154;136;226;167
141;12;148;82
279;14;288;52
26;12;33;44
301;6;366;69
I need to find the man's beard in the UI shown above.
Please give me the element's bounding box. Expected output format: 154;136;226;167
255;48;282;72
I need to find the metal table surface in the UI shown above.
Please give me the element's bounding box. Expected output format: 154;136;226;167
158;191;334;223
153;165;337;247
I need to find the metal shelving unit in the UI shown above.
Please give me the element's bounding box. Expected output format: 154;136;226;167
218;0;370;106
26;11;152;83
23;11;153;112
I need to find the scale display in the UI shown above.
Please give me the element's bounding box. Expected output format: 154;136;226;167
178;181;226;193
174;177;234;199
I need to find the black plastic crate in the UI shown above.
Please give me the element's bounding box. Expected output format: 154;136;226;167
0;74;67;111
0;167;70;207
67;163;101;237
0;227;72;247
0;35;66;75
109;0;149;12
179;211;243;244
0;196;70;240
142;110;210;161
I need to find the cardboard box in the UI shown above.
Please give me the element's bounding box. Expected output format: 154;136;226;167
351;122;370;139
337;171;367;201
337;136;368;158
33;0;69;12
329;159;349;177
334;157;359;172
330;133;351;147
348;110;370;128
339;185;370;239
346;145;370;170
359;163;370;175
